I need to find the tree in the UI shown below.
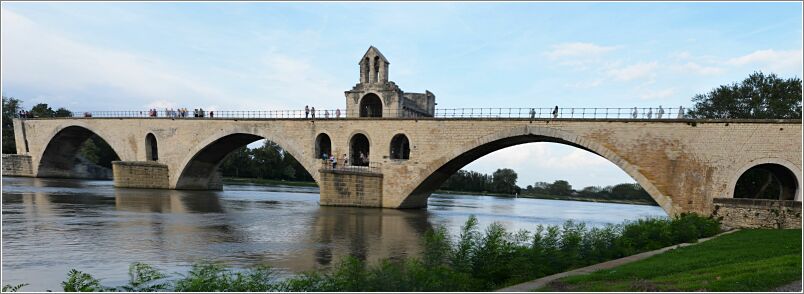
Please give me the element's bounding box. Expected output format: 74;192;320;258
491;168;518;194
548;180;573;196
29;103;57;118
55;107;73;117
77;136;119;168
687;71;802;119
2;96;22;154
220;147;255;178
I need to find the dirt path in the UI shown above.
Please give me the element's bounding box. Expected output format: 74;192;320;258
496;230;740;292
773;280;802;292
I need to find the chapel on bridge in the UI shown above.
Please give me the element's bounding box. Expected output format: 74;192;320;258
345;46;436;118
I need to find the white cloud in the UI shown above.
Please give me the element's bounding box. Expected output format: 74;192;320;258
677;62;723;75
0;8;348;112
606;62;658;81
1;8;229;110
639;88;675;100
727;49;803;72
545;42;617;59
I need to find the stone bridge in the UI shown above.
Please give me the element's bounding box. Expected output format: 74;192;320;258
10;116;802;216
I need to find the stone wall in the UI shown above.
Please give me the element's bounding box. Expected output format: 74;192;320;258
319;169;383;207
711;198;802;229
112;161;169;189
2;154;33;177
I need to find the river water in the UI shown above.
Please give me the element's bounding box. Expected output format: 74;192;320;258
1;176;665;291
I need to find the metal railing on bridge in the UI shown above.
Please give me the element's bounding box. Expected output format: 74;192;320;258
319;160;382;174
16;107;689;120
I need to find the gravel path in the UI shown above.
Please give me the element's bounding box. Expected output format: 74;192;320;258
773;280;802;292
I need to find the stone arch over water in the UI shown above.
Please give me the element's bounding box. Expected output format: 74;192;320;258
399;126;676;214
173;131;317;190
36;125;122;179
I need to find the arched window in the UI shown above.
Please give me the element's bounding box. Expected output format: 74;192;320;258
734;163;798;200
315;133;332;160
373;56;380;83
390;134;410;160
350;133;370;166
363;57;370;83
145;133;158;161
359;93;383;118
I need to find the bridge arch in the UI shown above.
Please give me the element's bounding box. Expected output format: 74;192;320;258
400;125;677;214
390;133;410;160
314;132;332;160
173;131;317;190
727;157;801;201
145;133;159;161
349;132;371;166
36;125;122;179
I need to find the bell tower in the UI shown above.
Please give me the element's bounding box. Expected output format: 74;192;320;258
359;46;389;84
345;46;435;118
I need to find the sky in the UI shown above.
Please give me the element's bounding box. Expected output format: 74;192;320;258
2;2;802;188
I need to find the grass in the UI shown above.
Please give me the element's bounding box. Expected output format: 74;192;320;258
537;229;802;292
222;177;318;187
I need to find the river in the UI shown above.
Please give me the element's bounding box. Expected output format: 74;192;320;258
1;176;665;291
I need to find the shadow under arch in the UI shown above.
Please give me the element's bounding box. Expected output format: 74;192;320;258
402;126;676;215
37;125;122;179
174;133;316;190
728;157;802;201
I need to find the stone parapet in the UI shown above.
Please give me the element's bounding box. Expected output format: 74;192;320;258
2;154;33;177
319;168;383;207
712;198;802;229
112;161;169;189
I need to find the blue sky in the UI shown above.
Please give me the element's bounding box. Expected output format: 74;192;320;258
2;2;802;188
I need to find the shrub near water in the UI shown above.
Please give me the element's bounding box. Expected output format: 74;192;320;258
41;213;720;292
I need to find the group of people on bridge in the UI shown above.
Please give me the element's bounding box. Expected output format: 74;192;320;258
526;106;685;119
321;151;369;169
147;108;214;118
305;105;341;119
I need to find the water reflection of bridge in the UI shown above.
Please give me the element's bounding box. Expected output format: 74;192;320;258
4;178;434;273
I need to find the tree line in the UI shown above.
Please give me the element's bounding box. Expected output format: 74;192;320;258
440;168;653;203
219;142;313;182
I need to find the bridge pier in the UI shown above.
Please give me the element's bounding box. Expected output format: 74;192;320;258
112;161;170;189
319;168;385;207
2;154;34;177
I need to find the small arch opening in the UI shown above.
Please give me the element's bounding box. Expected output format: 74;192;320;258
734;163;799;200
360;93;383;118
350;133;370;166
315;133;332;160
373;56;380;83
390;134;410;160
145;133;158;161
363;57;370;83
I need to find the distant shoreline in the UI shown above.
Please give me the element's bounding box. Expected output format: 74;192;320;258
434;190;659;206
221;177;658;206
222;177;318;187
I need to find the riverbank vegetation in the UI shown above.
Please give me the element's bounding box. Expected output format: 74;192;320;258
4;213;723;292
538;229;802;292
